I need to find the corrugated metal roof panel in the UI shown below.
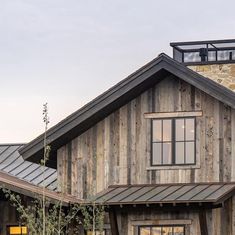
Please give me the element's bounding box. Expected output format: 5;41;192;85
16;164;40;178
94;183;235;205
0;145;19;163
135;186;168;202
0;144;57;191
9;161;32;176
107;186;142;203
122;186;155;202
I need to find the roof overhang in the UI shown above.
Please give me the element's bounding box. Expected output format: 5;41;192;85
0;171;80;205
19;53;235;165
92;183;235;210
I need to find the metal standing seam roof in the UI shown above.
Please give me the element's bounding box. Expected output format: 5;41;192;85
94;183;235;205
0;171;78;205
0;144;57;191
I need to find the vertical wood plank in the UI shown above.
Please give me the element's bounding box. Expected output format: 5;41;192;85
71;138;78;196
96;121;105;192
119;105;128;184
199;210;208;235
109;209;119;235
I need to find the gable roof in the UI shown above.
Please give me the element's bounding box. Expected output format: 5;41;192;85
19;53;235;163
0;144;57;191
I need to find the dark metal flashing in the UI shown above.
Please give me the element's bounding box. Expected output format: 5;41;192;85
170;38;235;47
19;53;235;163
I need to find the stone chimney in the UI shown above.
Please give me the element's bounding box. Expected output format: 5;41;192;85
170;39;235;91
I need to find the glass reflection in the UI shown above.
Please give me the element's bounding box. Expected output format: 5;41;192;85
152;143;162;165
140;227;151;235
162;226;172;234
185;142;195;164
153;120;162;142
163;120;172;141
163;143;172;164
186;118;195;141
175;142;184;164
176;119;184;141
174;226;184;235
152;227;161;235
139;226;184;235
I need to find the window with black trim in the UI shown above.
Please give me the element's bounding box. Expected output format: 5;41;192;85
139;225;185;235
152;117;195;166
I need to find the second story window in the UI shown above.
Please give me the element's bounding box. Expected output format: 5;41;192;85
152;117;195;166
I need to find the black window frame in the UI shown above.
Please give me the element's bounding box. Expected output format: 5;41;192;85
138;225;185;235
151;117;196;166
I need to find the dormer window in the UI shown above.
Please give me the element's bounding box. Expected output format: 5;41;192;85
151;117;196;166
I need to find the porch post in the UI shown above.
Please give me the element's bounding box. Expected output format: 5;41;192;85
109;208;119;235
199;210;208;235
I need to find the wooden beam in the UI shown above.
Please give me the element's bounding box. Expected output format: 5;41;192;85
144;111;203;119
109;209;119;235
199;210;208;235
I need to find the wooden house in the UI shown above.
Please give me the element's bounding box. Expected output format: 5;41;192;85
14;39;235;234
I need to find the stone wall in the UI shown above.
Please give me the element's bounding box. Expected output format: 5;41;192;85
189;64;235;91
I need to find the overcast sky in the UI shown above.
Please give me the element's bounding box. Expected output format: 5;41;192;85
1;0;235;143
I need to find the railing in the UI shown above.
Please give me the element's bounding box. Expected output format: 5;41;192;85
170;39;235;65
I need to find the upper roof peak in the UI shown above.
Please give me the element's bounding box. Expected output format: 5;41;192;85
19;53;235;164
170;39;235;65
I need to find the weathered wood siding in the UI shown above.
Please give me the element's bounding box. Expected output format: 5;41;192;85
57;76;235;234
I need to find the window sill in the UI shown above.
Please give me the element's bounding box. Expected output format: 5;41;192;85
146;164;200;170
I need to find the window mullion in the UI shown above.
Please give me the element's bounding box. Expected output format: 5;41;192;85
172;119;175;164
184;119;186;164
161;120;163;164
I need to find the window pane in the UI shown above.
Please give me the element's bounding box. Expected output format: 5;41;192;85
163;143;172;164
87;232;105;235
9;226;27;235
185;142;195;164
173;226;184;235
176;119;185;141
162;226;173;235
163;120;172;141
186;118;195;141
175;142;185;164
152;227;161;235
152;143;162;165
152;120;162;142
139;227;150;235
